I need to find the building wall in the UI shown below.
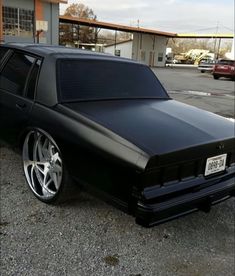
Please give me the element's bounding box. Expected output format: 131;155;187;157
2;0;35;43
104;40;133;59
132;33;167;67
3;0;34;10
41;1;59;44
2;0;59;44
104;35;167;67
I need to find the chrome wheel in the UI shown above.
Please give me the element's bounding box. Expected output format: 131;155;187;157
23;129;63;201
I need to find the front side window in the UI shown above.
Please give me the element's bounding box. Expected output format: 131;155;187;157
57;59;169;102
2;6;34;37
0;52;35;95
158;53;163;62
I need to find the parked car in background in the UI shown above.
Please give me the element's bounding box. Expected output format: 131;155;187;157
197;58;215;73
0;43;235;227
213;59;235;80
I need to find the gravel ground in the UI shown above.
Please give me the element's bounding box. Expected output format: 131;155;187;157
1;67;235;276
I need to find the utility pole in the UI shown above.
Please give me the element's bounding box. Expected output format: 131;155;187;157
213;21;219;61
217;38;221;59
114;30;117;54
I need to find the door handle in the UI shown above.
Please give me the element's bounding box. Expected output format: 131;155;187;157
16;103;27;110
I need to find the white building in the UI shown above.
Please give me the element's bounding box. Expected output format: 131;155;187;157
104;39;133;59
104;33;168;67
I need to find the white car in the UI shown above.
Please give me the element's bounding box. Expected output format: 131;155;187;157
198;59;215;73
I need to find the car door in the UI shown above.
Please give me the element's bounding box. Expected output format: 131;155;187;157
0;50;41;144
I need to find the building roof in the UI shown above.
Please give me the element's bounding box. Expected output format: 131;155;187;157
42;0;68;3
59;16;234;40
177;33;234;39
59;16;177;37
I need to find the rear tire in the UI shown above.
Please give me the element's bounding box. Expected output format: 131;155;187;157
213;74;219;79
22;128;76;204
201;70;205;73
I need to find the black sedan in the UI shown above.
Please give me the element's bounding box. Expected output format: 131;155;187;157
0;43;234;227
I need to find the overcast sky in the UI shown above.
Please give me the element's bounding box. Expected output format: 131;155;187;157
60;0;234;33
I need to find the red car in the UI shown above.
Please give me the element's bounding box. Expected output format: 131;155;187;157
213;59;235;80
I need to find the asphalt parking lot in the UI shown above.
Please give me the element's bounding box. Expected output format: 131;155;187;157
154;66;235;118
1;67;234;276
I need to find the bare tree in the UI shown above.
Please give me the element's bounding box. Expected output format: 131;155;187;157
168;38;232;58
60;3;97;45
98;30;132;45
168;38;211;54
64;3;95;19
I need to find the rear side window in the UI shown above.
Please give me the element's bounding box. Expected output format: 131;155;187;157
0;47;8;61
0;52;35;95
26;59;41;99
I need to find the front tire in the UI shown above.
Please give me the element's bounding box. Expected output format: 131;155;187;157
22;128;74;203
213;74;219;79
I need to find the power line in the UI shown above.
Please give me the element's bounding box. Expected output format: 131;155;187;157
220;24;234;32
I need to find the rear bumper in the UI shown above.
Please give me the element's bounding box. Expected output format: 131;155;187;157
198;67;213;72
135;176;235;227
213;72;235;78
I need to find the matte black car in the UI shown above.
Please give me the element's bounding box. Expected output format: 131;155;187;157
0;44;234;227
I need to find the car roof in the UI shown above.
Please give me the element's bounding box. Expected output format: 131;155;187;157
1;43;139;64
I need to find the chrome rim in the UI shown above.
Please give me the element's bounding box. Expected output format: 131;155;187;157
23;130;63;200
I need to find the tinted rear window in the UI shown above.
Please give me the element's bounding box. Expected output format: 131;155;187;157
57;59;168;102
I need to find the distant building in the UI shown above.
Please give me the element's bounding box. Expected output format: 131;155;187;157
0;0;67;44
104;34;168;67
60;16;176;68
104;39;133;59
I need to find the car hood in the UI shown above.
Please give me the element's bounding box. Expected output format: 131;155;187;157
63;99;235;155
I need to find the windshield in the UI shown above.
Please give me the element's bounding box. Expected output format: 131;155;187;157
200;59;214;64
57;59;169;102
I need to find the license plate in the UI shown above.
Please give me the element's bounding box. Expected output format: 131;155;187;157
205;154;227;176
